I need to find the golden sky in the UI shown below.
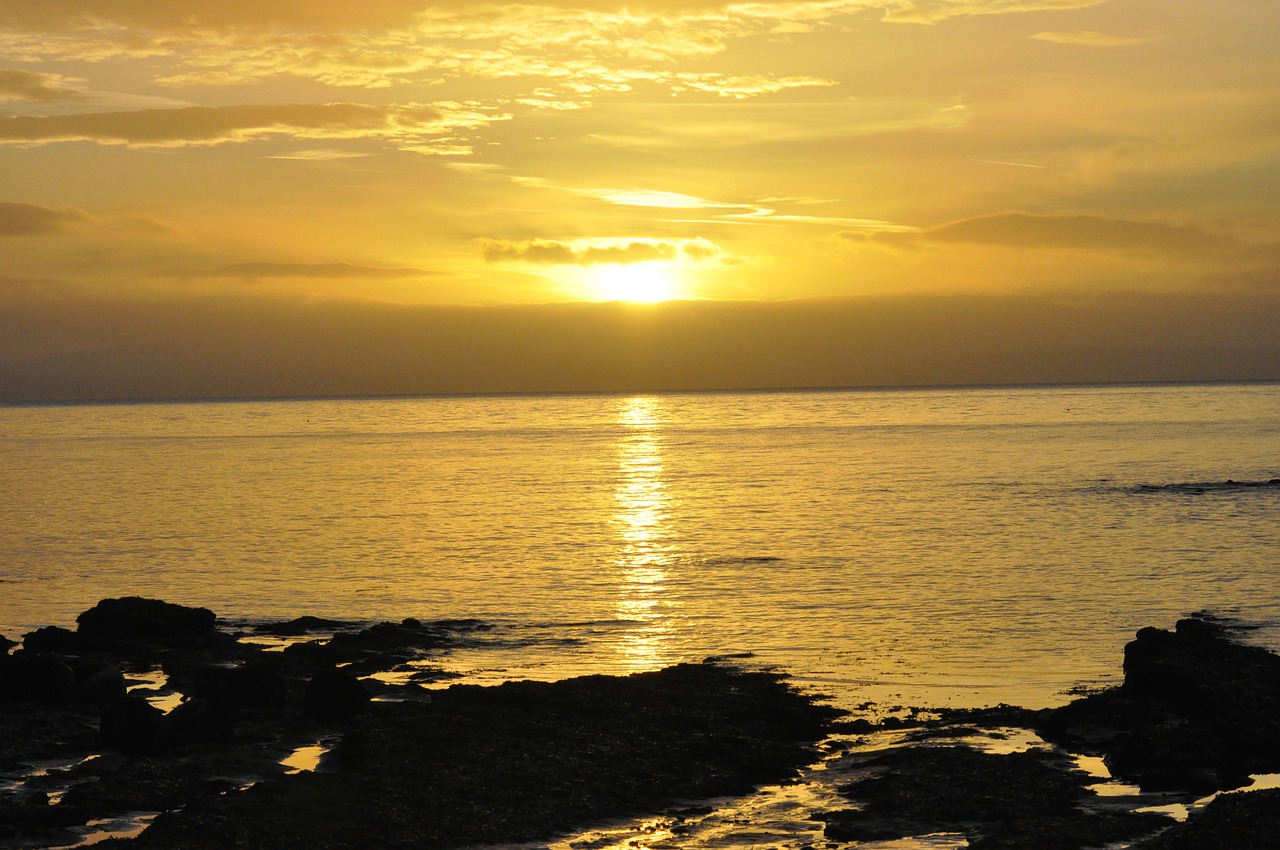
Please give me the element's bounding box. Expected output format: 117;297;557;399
2;0;1279;398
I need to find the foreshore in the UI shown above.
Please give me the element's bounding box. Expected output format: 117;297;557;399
2;598;1279;849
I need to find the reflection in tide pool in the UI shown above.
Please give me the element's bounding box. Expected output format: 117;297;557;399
613;397;679;671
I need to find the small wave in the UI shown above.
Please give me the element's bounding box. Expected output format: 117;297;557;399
698;556;786;567
1133;478;1280;495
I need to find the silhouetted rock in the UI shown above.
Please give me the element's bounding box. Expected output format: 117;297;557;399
821;743;1167;849
0;633;15;653
1135;788;1280;849
76;597;227;650
100;695;164;755
124;663;838;849
1135;478;1280;494
175;662;292;711
323;618;452;659
1036;615;1280;793
0;651;76;702
155;698;234;750
254;615;351;636
303;666;371;720
76;663;127;704
22;625;82;654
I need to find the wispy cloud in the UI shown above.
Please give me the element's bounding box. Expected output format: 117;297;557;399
478;237;724;265
0;69;83;102
866;212;1239;254
572;188;745;209
1030;31;1163;47
0;202;91;236
0;102;509;152
880;0;1108;24
183;262;431;280
264;149;374;161
0;0;1091;97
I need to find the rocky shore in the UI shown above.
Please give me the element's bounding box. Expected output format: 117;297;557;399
3;600;1280;849
0;598;838;848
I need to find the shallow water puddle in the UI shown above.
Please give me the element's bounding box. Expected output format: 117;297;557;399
280;740;333;774
125;668;182;713
1073;755;1144;798
1135;772;1280;822
538;734;976;850
63;812;160;847
1;754;101;809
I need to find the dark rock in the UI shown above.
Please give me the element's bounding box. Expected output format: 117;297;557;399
303;666;370;720
324;619;451;658
124;663;839;849
77;663;127;704
155;698;234;749
430;618;490;632
0;633;16;653
254;616;351;636
0;651;77;702
823;744;1167;849
1135;788;1280;849
177;662;292;711
100;694;164;755
22;625;82;654
1036;615;1280;793
76;596;226;649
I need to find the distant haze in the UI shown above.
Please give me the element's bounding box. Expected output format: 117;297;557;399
3;290;1277;402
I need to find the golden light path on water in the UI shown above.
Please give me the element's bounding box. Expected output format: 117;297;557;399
612;396;679;671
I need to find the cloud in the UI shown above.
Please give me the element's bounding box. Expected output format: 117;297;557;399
0;0;1113;36
665;73;836;99
880;0;1107;24
574;188;744;209
478;237;723;265
1200;267;1280;292
1030;31;1163;47
184;262;431;280
0;1;1107;96
0;202;90;236
264;148;373;161
525;178;913;231
0;0;433;32
867;212;1236;254
0;68;82;102
0;102;507;151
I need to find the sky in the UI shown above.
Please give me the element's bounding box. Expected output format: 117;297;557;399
2;0;1279;400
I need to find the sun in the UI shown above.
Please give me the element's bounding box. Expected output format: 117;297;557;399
591;262;678;303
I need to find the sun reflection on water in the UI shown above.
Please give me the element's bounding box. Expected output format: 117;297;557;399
613;396;679;671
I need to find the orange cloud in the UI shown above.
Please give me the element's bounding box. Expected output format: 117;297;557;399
867;212;1236;254
0;68;82;101
0;102;507;151
183;262;432;280
478;237;723;265
0;201;90;236
1030;31;1163;47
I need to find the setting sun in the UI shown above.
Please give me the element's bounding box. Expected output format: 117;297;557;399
591;263;679;303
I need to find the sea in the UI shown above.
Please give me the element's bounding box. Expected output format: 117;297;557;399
3;381;1278;712
3;382;1280;848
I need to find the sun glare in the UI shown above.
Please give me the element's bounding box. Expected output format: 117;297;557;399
592;263;678;303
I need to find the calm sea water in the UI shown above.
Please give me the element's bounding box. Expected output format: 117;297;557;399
2;383;1278;711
